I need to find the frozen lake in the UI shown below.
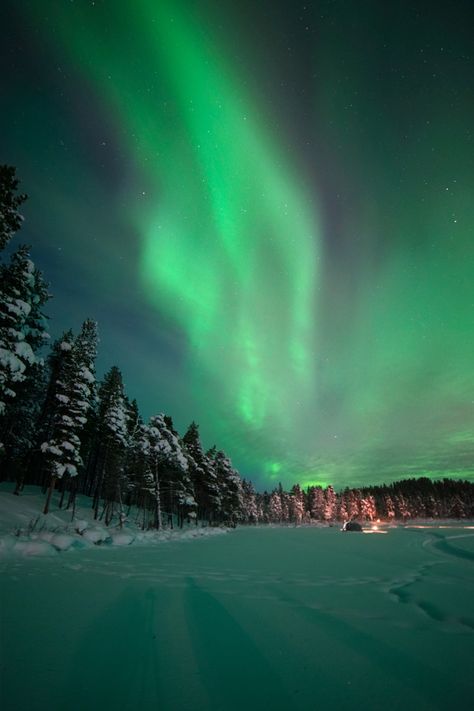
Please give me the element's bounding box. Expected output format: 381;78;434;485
1;525;474;710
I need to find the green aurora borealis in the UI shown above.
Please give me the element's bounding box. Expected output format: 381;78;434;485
2;0;474;489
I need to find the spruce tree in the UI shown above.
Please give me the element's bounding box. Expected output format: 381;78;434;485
241;479;258;523
290;484;305;524
213;449;243;525
0;165;27;252
323;485;337;521
142;414;190;529
162;415;196;528
96;366;128;524
41;327;97;514
268;490;283;522
309;486;325;520
337;491;349;522
0;245;49;423
64;319;98;512
183;422;220;524
0;362;47;485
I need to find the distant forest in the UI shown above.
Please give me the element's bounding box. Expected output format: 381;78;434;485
1;166;473;527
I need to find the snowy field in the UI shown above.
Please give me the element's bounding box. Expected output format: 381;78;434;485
1;492;474;711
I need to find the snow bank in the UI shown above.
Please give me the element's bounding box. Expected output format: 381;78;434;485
0;484;230;559
13;540;57;557
82;527;111;545
110;532;135;546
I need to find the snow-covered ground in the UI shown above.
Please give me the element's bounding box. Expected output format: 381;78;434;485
1;487;474;710
0;485;229;557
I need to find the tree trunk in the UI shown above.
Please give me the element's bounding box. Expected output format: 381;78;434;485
43;475;56;514
13;472;25;496
153;464;162;530
93;447;107;519
70;490;77;521
58;477;67;508
66;478;77;510
117;482;124;529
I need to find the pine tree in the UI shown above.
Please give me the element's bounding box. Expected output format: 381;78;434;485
183;422;220;524
21;330;74;490
0;245;49;423
64;320;98;513
213;449;243;525
383;494;396;520
142;414;190;529
337;491;349;522
309;486;325;520
394;493;410;521
0;165;27;252
98;367;129;525
122;398;142;508
347;489;362;519
290;484;305;524
241;479;259;523
41;327;97;514
360;494;377;521
268;490;283;522
0;362;47;484
323;485;337;521
162;415;196;528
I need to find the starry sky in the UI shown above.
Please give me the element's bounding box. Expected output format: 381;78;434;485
1;0;473;491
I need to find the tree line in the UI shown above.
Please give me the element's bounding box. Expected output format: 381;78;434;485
0;165;249;527
254;478;474;524
1;166;473;529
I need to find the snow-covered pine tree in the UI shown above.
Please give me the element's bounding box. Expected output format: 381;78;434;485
336;491;349;522
183;422;220;524
141;414;189;529
0;165;27;252
394;493;410;521
64;319;98;513
126;416;150;529
162;415;197;528
213;449;244;525
121;398;142;509
97;367;129;525
290;484;305;524
323;485;337;522
0;362;47;485
280;490;291;523
309;486;325;520
383;494;396;520
347;489;362;519
21;330;75;491
257;491;268;522
241;479;259;524
0;245;49;425
360;493;377;521
41;329;96;514
268;490;283;523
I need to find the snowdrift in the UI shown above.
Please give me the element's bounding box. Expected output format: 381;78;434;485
0;484;229;557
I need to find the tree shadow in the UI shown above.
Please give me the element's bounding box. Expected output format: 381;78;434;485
184;577;292;710
274;586;474;709
62;586;161;711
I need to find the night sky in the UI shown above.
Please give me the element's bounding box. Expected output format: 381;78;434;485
1;0;473;491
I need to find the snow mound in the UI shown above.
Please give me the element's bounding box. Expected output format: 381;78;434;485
13;540;57;557
82;527;111;545
74;519;88;534
110;532;135;546
50;533;83;551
